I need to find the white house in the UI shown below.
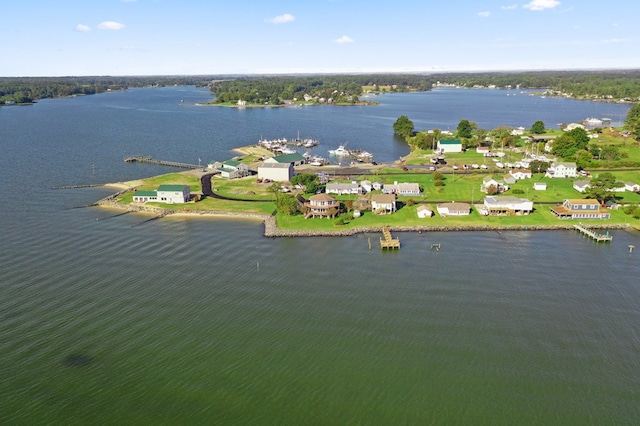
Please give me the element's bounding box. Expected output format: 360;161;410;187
326;182;360;195
371;193;396;214
510;169;532;180
156;184;191;204
416;205;433;218
476;146;490;155
573;180;591;192
533;182;547;191
437;202;470;216
481;176;508;193
437;139;463;153
483;196;533;215
214;160;250;179
360;180;373;193
382;181;421;196
546;161;577;178
258;162;293;182
625;182;640;192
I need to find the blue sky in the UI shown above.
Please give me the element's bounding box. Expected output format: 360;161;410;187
3;0;639;76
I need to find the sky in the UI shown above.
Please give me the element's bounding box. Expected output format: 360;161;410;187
2;0;639;76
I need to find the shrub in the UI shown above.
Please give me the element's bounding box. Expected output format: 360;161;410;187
512;188;524;194
434;180;445;187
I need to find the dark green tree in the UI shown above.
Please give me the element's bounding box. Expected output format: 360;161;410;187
600;145;621;161
276;194;301;215
457;119;474;139
530;120;546;134
625;102;640;140
584;172;617;205
393;116;414;139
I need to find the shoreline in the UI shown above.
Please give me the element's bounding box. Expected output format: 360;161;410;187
95;194;633;237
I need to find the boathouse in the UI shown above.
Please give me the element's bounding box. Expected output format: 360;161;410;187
257;162;293;182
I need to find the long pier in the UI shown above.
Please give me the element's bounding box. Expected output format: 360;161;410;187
574;223;613;242
380;226;400;249
124;156;200;169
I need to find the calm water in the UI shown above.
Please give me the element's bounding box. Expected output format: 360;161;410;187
1;87;639;424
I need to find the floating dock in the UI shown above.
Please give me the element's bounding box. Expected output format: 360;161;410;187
124;156;200;169
380;226;400;249
573;223;613;242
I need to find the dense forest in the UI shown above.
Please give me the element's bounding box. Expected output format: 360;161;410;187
432;70;640;101
2;70;640;105
0;75;215;104
208;74;433;105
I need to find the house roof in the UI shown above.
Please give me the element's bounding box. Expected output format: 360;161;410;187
417;205;432;212
566;198;600;205
439;139;462;145
310;193;336;202
438;202;470;212
135;190;157;197
272;152;305;163
371;194;396;204
573;180;590;187
157;184;188;192
224;160;242;167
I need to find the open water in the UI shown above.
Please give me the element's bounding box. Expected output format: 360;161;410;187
1;86;639;424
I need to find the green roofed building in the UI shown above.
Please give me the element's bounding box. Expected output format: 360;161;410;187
133;185;190;204
264;152;306;166
437;139;463;153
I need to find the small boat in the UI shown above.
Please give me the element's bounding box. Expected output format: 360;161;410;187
328;145;350;156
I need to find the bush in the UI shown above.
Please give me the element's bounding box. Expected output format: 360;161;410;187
406;199;415;206
511;188;524;194
434;180;445;187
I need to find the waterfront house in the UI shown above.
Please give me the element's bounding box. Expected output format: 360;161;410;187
326;182;360;195
132;189;158;203
133;185;190;204
215;160;249;179
483;196;533;215
550;199;610;219
371;193;396;214
157;184;191;204
417;205;433;218
546;161;577;178
437;139;463;153
264;152;306;167
304;193;339;218
573;180;591;192
382;181;421;196
257;162;293;182
437;202;470;217
476;146;490;155
533;182;547;191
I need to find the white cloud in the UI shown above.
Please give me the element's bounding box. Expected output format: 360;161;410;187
333;35;354;44
268;13;295;24
602;38;628;44
523;0;560;11
501;4;518;10
76;24;91;32
97;21;126;30
478;11;491;17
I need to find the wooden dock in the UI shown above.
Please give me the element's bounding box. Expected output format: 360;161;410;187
124;156;200;169
574;223;613;242
380;226;400;249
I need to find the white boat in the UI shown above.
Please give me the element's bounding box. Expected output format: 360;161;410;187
328;145;350;156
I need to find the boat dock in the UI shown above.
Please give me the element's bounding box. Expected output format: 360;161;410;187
380;226;400;249
574;223;613;242
124;156;200;169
